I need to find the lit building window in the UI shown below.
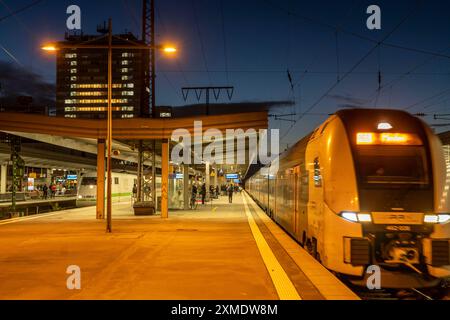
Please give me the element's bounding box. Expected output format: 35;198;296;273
65;114;77;118
70;99;129;104
121;68;128;73
71;91;106;97
122;91;134;96
125;83;134;88
65;107;76;112
70;69;77;74
122;60;129;65
70;61;77;66
121;114;134;118
65;53;77;59
70;76;77;81
71;84;108;89
121;106;134;111
122;52;134;58
122;75;129;80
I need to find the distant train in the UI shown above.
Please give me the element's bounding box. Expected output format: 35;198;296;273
246;109;450;289
77;171;161;207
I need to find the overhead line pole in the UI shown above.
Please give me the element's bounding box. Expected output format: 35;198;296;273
106;18;113;233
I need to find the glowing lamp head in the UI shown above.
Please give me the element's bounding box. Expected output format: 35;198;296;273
340;211;372;223
378;122;393;130
163;46;177;54
41;45;58;52
424;214;450;224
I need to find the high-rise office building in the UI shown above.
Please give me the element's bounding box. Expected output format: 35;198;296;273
56;31;148;119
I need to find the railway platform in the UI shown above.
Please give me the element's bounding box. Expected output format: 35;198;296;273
0;197;78;219
0;192;359;300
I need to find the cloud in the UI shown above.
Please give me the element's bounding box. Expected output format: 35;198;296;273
0;61;55;107
327;94;368;107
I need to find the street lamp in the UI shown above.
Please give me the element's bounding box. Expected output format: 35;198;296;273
41;45;58;52
163;46;177;54
42;18;177;233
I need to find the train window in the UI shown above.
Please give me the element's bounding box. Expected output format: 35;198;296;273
81;177;96;185
313;158;322;187
355;146;429;187
114;177;119;185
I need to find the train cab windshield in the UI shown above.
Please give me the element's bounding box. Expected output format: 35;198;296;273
355;145;429;188
81;177;97;186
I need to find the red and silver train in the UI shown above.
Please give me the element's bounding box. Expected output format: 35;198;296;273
246;109;450;289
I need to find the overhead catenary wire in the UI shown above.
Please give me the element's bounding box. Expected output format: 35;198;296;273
405;86;450;111
0;43;22;66
0;0;44;23
121;0;141;32
191;0;212;85
262;0;450;61
155;2;191;87
161;72;184;101
219;0;229;85
0;0;45;67
280;1;423;143
281;0;361;132
157;69;450;75
364;44;450;107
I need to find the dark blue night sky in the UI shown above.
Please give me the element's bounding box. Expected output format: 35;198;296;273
1;0;450;147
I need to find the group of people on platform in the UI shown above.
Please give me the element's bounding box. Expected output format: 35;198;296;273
36;183;68;199
191;182;242;205
4;183;70;199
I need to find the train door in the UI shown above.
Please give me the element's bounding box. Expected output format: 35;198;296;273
296;164;309;245
293;166;300;239
307;156;324;260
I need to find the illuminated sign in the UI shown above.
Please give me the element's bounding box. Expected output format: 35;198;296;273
226;174;239;179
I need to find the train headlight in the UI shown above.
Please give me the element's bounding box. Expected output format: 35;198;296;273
424;214;450;224
340;212;372;223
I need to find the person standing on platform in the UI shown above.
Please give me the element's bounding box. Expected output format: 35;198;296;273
42;184;48;199
227;184;234;204
51;184;57;198
201;183;206;205
132;183;137;200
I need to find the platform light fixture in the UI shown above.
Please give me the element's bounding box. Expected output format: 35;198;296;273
378;122;393;130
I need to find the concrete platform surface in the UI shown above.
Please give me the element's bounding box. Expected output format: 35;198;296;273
0;193;359;300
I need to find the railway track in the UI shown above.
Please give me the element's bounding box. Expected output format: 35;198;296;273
345;280;450;300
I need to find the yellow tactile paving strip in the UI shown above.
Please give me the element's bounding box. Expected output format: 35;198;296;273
242;193;302;300
244;192;360;300
0;210;68;226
